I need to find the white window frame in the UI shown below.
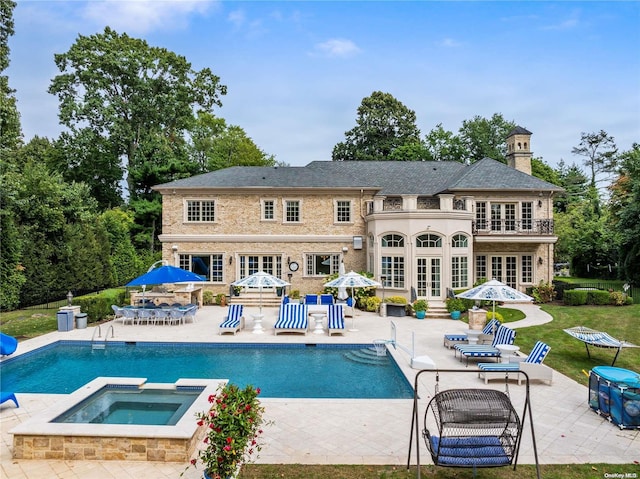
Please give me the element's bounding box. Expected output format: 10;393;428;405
261;199;276;221
283;199;302;223
185;199;216;223
305;253;340;276
334;200;352;223
178;253;223;283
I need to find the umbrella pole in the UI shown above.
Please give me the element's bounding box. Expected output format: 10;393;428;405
349;286;358;332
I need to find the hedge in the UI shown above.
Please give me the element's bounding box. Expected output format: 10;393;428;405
73;289;126;323
563;290;588;305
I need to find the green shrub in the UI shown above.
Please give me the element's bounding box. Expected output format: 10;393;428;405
413;299;428;312
486;311;504;322
215;293;226;305
289;290;300;300
564;289;588;305
532;281;555;303
363;296;381;312
73;288;126;323
384;296;407;304
203;291;214;305
625;295;634;305
588;290;611;305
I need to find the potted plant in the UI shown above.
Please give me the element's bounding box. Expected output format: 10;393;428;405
446;297;465;320
215;293;227;307
185;383;267;479
384;296;408;317
288;290;301;303
232;285;242;297
412;299;428;319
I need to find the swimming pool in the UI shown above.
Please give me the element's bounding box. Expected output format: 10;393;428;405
1;341;413;398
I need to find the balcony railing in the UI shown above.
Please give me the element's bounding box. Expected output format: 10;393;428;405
472;219;554;235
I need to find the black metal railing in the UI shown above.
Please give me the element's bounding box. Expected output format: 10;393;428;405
472;219;554;235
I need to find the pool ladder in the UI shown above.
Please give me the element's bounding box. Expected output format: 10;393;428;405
91;325;114;350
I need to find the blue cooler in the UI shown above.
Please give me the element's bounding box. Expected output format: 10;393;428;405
589;366;640;429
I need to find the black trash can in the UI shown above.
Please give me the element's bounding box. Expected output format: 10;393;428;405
56;310;74;332
75;313;88;329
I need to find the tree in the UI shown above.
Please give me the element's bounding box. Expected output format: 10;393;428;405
531;158;560;185
458;114;516;164
48;26;227;202
571;130;618;189
423;123;465;162
0;0;21;152
609;143;640;283
332;91;421;161
553;160;589;213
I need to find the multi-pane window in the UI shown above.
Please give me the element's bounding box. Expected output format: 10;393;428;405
506;256;517;287
491;256;503;282
521;202;533;230
284;200;300;223
239;255;282;278
186;200;215;222
491;203;516;231
416;234;442;247
476;255;487;283
262;200;275;220
451;234;468;248
335;200;352;223
381;234;404;247
306;254;340;276
451;256;468;289
475;201;487;230
381;256;405;288
521;255;533;283
179;254;223;282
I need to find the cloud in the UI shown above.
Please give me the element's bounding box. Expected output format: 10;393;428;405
438;37;462;48
81;0;216;34
313;38;361;58
227;9;246;28
541;10;581;31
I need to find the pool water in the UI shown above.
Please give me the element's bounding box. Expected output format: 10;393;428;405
53;387;203;425
1;342;413;398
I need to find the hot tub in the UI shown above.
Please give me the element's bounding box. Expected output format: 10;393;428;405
10;377;225;461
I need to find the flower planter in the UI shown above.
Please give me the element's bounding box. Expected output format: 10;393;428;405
415;310;426;320
386;304;407;317
450;311;461;320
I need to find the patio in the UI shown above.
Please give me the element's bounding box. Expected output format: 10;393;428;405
1;304;638;479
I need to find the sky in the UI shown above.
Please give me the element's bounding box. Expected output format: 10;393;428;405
6;0;640;168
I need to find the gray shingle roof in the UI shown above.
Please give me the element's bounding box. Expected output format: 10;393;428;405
154;159;562;195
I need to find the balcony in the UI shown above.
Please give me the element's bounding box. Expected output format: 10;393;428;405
472;219;554;235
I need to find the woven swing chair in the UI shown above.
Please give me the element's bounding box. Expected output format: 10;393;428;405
407;369;541;479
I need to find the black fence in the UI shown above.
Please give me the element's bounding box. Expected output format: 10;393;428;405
19;289;102;310
553;281;639;304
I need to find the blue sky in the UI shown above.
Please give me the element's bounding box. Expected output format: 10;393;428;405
7;1;640;168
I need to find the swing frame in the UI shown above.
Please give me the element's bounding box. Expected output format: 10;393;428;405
407;369;541;479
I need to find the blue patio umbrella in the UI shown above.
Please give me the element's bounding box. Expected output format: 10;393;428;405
125;265;205;287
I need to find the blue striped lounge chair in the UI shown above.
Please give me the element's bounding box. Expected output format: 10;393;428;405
0;391;19;408
454;325;516;366
443;319;500;349
274;304;308;335
219;304;245;335
327;304;345;336
478;341;552;385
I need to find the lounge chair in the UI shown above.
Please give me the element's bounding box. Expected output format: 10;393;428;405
0;332;18;356
305;294;318;305
563;326;639;366
320;294;334;305
0;391;19;408
327;304;346;336
274;304;308;335
219;304;245;335
478;341;552;385
454;325;517;366
443;319;500;349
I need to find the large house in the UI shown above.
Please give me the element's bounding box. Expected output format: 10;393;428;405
154;127;563;306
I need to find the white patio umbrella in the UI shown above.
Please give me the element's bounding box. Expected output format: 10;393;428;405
232;271;290;315
324;271;381;331
455;279;534;333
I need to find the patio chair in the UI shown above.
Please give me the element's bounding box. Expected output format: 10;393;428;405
121;307;138;326
320;294;334;305
305;294;318;305
168;308;186;326
274;303;308;335
443;319;500;349
182;305;198;324
136;308;155;326
0;332;18;356
454;325;516;366
153;308;170;326
478;341;553;385
110;305;126;325
327;304;346;336
0;391;19;408
219;304;245;335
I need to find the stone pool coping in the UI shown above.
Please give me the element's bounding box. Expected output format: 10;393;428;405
10;377;225;461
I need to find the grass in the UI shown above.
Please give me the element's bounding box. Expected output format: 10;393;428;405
238;463;637;478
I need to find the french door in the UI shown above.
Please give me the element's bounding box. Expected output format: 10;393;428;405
416;257;442;301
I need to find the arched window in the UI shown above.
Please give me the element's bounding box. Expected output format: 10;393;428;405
416;234;442;248
382;234;404;247
452;234;468;248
